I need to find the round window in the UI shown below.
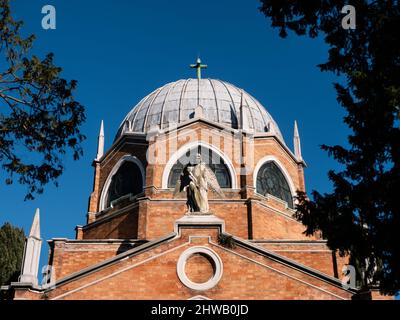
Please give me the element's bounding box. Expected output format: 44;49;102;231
177;247;223;291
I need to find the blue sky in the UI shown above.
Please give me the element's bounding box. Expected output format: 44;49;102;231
1;1;350;274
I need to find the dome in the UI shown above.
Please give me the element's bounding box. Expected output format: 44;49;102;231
115;78;284;142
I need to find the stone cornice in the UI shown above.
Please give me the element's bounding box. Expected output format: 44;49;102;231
228;234;358;294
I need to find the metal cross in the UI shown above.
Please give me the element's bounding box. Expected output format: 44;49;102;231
190;57;207;80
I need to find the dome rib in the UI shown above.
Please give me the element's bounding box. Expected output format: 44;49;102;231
245;89;270;131
217;79;238;120
131;88;157;131
231;84;256;130
143;86;164;131
115;78;285;144
208;79;220;122
160;80;180;130
178;79;190;123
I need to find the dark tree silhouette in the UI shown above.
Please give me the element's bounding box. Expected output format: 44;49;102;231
259;0;400;295
0;222;25;286
0;0;86;200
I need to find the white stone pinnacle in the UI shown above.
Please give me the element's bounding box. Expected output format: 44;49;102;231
19;208;42;286
29;208;40;239
293;120;302;161
96;120;105;160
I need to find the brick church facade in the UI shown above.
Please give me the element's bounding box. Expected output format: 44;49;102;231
3;72;388;300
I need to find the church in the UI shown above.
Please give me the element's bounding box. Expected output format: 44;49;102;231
3;59;385;300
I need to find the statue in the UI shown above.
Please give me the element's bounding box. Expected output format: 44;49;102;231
174;154;224;214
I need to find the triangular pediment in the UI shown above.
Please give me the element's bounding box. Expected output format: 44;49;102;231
35;224;357;300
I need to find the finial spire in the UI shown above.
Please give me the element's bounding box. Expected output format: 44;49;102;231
29;208;41;239
293;120;302;160
190;57;207;80
96;120;104;161
19;208;42;286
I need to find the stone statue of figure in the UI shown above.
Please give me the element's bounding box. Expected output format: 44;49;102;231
174;153;224;214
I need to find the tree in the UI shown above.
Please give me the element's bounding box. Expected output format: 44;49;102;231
259;0;400;295
0;0;86;200
0;222;25;286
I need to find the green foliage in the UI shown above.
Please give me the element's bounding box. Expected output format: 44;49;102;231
0;0;86;200
0;222;25;286
218;233;236;249
260;0;400;295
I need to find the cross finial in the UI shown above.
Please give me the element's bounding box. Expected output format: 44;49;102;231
190;57;207;80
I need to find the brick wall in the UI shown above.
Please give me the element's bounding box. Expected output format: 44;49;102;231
255;242;348;278
86;121;306;242
185;253;215;283
26;226;354;300
83;206;140;239
251;201;318;240
48;239;145;279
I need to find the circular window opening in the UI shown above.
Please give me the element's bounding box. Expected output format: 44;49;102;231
177;247;223;291
184;253;216;284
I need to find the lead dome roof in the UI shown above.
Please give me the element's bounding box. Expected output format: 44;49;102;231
115;78;284;143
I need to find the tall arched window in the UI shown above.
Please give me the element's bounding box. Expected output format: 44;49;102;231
105;161;143;208
167;146;232;188
256;161;293;208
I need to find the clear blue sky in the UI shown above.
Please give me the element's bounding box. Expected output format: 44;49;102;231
1;1;349;272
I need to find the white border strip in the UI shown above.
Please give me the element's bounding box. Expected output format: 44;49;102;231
99;155;146;211
161;141;238;189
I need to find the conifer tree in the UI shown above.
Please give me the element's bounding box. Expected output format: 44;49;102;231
0;222;25;286
260;0;400;295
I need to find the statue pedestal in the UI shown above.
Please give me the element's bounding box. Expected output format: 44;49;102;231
185;211;214;216
174;213;225;235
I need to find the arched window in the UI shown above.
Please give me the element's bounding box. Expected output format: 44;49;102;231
256;161;293;208
105;161;143;208
167;146;232;188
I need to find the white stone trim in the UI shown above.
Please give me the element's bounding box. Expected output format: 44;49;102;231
174;215;225;235
210;241;349;300
176;246;223;291
188;295;212;300
253;155;296;200
99;155;145;211
51;241;190;300
271;250;332;252
161;141;238;189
